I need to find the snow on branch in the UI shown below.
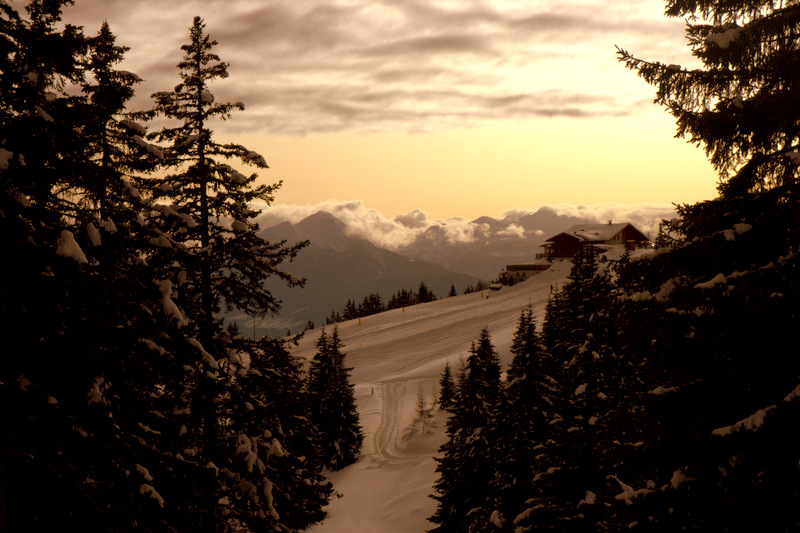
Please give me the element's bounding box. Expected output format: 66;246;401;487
156;280;188;328
608;475;653;505
187;337;219;369
56;230;88;264
712;406;775;436
713;382;799;437
706;27;741;49
139;484;165;507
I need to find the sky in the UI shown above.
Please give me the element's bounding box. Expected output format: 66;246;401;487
56;0;719;223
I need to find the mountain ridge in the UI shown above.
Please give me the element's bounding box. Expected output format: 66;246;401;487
250;213;480;336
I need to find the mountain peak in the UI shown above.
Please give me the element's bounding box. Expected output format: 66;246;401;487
293;211;358;251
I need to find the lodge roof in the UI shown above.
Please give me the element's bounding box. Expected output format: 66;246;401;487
543;222;648;244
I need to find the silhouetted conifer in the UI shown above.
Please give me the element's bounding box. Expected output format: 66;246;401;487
437;361;455;410
306;327;364;470
430;328;502;532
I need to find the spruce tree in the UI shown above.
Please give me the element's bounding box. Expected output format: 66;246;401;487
514;247;625;532
415;280;435;303
1;6;192;530
430;328;503;533
147;16;305;337
608;2;800;529
307;327;364;470
437;361;456;410
491;307;556;531
142;16;312;529
618;0;800;200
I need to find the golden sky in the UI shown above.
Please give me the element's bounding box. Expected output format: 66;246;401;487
59;0;720;221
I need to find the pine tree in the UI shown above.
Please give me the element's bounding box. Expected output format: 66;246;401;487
603;2;800;529
514;247;625;532
307;327;364;470
491;307;556;531
0;6;195;530
147;16;306;336
448;283;457;297
437;361;456;410
342;298;359;320
430;328;503;533
415;280;436;303
142;17;311;529
79;22;162;219
618;1;800;200
209;334;332;531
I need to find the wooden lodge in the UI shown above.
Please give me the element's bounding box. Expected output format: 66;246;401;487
541;222;650;260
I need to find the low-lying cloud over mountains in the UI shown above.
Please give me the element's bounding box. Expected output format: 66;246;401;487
257;200;676;255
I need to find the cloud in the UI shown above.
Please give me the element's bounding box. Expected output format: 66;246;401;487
506;203;677;239
60;0;692;135
497;223;527;238
256;199;676;249
395;209;428;229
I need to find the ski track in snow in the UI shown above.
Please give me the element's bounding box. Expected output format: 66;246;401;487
374;382;402;462
298;260;576;533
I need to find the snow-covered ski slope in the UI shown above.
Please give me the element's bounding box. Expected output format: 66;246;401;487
290;260;573;533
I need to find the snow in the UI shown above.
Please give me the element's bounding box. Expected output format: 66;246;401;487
670;469;691;489
694;273;727;290
649;385;678;395
0;148;12;169
117;70;142;82
706;28;740;49
150;235;173;248
230;170;248;184
244;150;267;167
99;217;117;233
187;337;219;369
14;191;31;207
574;383;588;396
609;475;652;505
56;230;88;264
580;490;597;505
231;220;248;233
139;484;165;507
712;406;775;436
120;119;147;135
35;105;54;122
289;260;572;533
87;223;102;247
87;377;107;405
140;338;166;356
157;280;188;327
783;383;800;403
122;180;140;198
136;464;154;481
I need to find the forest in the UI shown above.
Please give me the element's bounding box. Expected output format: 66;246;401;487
1;3;362;531
429;0;800;530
